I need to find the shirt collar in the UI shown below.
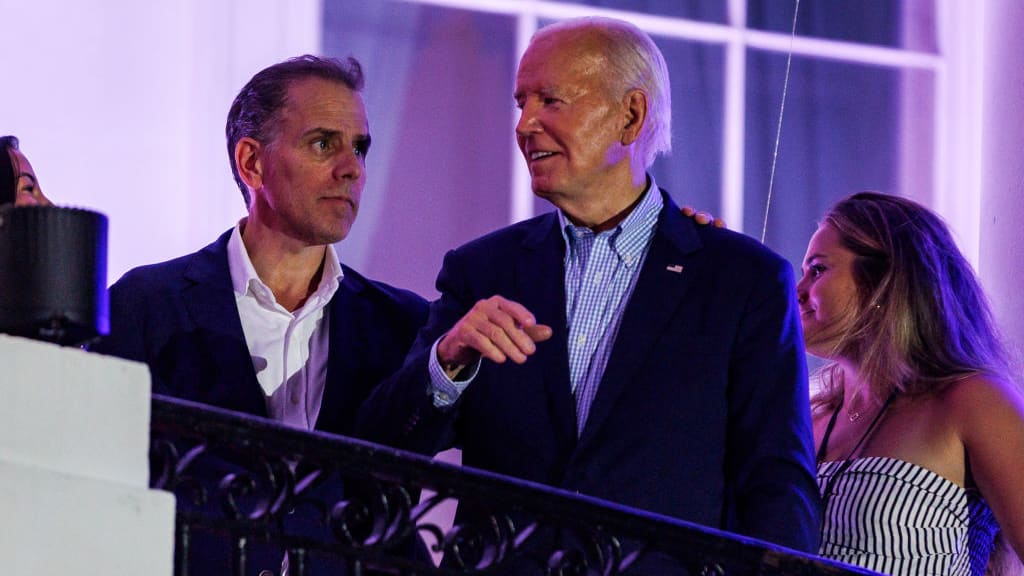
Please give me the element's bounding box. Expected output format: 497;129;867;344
227;219;344;309
558;175;663;266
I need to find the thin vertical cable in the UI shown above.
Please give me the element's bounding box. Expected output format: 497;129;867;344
762;0;801;243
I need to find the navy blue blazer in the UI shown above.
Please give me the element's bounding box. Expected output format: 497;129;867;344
357;191;821;567
92;229;429;575
94;229;428;437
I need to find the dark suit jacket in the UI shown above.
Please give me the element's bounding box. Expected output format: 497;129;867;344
94;229;427;436
357;191;821;571
92;229;429;575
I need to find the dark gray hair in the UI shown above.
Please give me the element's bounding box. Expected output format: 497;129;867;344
225;55;365;206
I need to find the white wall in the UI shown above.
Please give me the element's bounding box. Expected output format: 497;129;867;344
2;0;1021;372
1;335;176;575
0;0;321;283
980;0;1024;370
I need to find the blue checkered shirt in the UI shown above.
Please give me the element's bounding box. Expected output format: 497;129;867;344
427;181;663;428
560;182;662;435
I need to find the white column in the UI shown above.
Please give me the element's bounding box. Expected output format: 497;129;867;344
0;335;176;575
979;1;1024;370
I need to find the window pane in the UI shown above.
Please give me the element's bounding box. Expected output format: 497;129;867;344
555;0;726;22
323;2;516;297
747;0;936;51
744;51;912;270
650;37;725;215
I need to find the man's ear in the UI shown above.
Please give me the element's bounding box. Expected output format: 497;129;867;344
620;89;648;146
235;137;263;193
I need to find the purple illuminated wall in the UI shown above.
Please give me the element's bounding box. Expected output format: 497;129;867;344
2;0;1021;363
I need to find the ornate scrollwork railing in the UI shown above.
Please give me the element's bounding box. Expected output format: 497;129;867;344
149;394;874;576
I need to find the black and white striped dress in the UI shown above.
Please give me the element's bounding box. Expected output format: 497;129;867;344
817;456;998;575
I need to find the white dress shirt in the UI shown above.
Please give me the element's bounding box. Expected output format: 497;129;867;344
226;222;343;430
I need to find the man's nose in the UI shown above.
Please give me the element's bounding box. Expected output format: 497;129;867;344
515;102;541;137
335;148;363;180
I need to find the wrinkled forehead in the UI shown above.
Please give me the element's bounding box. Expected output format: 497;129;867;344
517;28;613;92
526;26;607;66
281;77;369;130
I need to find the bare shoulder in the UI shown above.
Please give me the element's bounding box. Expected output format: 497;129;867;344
944;374;1024;562
943;373;1024;427
941;373;1024;470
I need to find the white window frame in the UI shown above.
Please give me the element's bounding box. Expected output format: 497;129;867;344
391;0;980;263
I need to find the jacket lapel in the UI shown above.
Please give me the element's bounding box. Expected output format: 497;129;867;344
576;193;703;446
182;231;267;417
319;273;365;434
516;214;576;451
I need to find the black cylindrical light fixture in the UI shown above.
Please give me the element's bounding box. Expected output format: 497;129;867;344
0;205;109;346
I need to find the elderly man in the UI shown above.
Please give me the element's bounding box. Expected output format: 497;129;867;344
357;16;821;573
94;55;428;575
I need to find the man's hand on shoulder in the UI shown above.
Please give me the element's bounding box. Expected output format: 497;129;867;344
681;205;726;228
437;295;553;370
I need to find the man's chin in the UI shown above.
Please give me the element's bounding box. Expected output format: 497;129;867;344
308;223;351;247
531;182;556;201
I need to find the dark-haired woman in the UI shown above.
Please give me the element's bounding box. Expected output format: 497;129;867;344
1;135;51;207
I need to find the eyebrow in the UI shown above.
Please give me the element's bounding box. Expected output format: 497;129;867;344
302;127;341;140
302;127;371;145
803;252;826;265
17;173;37;185
513;86;556;101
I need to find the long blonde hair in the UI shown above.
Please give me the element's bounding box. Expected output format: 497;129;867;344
809;192;1012;411
809;192;1020;574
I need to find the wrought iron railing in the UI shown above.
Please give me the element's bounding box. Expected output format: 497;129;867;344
149;394;874;576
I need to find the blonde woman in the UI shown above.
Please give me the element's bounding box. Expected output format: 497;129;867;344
798;192;1024;575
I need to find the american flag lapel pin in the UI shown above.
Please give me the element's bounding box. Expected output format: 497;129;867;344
666;264;684;273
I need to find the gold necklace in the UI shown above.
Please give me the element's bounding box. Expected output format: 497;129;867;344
844;389;871;422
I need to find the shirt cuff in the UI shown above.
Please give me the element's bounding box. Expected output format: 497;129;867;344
428;337;479;408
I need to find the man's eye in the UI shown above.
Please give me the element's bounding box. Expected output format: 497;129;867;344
354;140;370;158
314;139;329;151
810;264;826;277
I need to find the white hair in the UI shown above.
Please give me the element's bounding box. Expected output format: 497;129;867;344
534;17;673;168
